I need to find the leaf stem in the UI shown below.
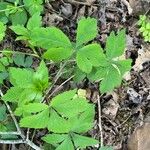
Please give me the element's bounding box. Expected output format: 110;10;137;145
0;50;40;58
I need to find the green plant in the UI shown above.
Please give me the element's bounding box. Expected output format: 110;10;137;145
29;17;132;93
10;13;42;47
0;15;132;150
2;61;49;105
23;0;44;15
138;15;150;42
0;1;27;25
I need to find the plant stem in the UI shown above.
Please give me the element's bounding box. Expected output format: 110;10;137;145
97;94;104;147
0;90;43;150
0;50;40;58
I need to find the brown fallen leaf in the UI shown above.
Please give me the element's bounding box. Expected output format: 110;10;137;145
127;122;150;150
133;46;150;71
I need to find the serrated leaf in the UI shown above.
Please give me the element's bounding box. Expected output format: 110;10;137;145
43;47;72;62
114;59;132;76
15;103;49;116
105;30;126;59
74;67;86;83
27;13;42;31
10;25;29;38
18;88;42;105
50;89;77;107
56;136;74;150
100;65;122;93
9;67;33;87
72;133;99;148
76;44;107;73
70;105;95;133
20;109;49;129
23;0;43;15
10;8;27;25
42;134;67;145
87;67;109;81
30;27;72;50
52;97;90;118
2;87;23;102
48;109;71;133
76;17;97;47
0;22;6;41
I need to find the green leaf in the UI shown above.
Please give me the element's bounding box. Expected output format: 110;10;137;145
13;54;33;68
10;8;27;25
18;88;42;105
9;67;33;87
56;136;74;150
52;96;90;118
76;17;97;47
87;67;108;81
105;30;126;59
43;47;72;62
0;2;9;24
2;87;23;102
74;67;86;83
48;109;71;133
10;25;29;39
0;72;8;84
15;103;49;116
76;44;107;73
70;105;95;133
114;59;132;76
27;13;42;31
20;109;49;129
72;133;99;148
30;27;72;50
42;134;67;145
23;0;43;15
100;65;122;93
33;60;49;90
50;89;77;107
0;104;7;121
13;54;25;67
0;22;6;41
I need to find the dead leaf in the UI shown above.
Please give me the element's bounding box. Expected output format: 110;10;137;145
133;46;150;71
127;122;150;150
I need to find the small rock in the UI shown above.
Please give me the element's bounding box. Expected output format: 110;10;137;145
127;88;142;104
61;3;72;17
